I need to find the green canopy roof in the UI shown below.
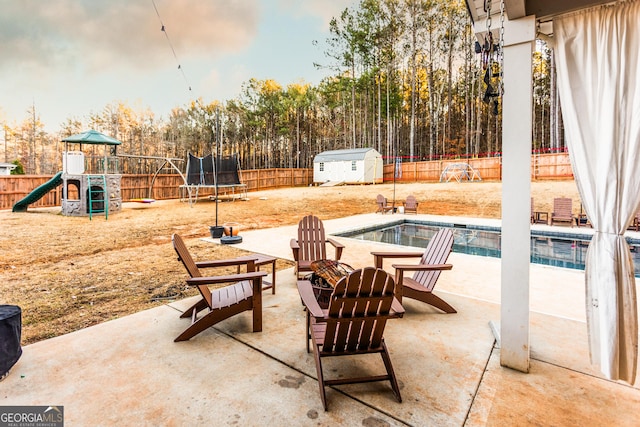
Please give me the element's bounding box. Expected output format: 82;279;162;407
61;130;122;145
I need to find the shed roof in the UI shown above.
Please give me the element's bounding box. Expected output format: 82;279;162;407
314;148;380;162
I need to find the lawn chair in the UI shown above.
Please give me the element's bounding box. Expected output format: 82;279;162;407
171;234;267;342
403;195;419;214
371;228;455;313
290;215;344;278
376;194;394;214
531;197;548;224
550;197;575;226
297;267;404;411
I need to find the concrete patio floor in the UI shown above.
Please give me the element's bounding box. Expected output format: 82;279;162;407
3;213;639;426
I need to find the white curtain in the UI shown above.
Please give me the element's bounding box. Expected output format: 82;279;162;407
554;1;640;383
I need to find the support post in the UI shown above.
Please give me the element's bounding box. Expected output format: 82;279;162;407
499;15;536;373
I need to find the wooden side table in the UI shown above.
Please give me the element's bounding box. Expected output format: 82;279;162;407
236;254;277;294
532;211;549;225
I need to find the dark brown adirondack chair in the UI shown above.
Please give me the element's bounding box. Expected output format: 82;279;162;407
371;228;455;313
297;267;404;411
290;215;344;278
403;195;418;214
531;197;549;224
550;197;575;226
172;234;267;342
376;194;394;214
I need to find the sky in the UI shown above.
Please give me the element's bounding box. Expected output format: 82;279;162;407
0;0;355;132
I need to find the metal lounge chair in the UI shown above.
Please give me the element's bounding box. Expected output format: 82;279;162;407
403;195;419;214
290;215;344;278
171;234;267;342
550;197;575;226
376;194;394;214
297;267;404;411
371;228;455;313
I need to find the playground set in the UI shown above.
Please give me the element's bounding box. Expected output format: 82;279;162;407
11;130;246;222
12;130;123;219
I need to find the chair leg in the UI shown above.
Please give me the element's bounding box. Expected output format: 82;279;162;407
423;293;457;313
380;341;402;403
306;309;311;353
313;348;328;411
179;298;208;319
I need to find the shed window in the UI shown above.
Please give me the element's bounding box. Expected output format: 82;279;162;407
351;161;357;171
319;162;324;172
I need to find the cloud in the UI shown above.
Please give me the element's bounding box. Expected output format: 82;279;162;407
277;0;356;29
0;0;260;73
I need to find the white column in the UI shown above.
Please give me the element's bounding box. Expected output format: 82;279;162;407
500;15;536;372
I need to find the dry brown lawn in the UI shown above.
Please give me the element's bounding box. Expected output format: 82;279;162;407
0;180;579;344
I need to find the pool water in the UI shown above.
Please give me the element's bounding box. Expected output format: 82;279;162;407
341;222;640;276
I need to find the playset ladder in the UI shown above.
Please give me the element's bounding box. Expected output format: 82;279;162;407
87;175;108;220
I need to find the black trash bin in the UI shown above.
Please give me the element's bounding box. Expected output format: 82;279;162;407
0;305;22;380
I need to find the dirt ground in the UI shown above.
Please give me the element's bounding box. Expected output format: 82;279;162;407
0;180;580;344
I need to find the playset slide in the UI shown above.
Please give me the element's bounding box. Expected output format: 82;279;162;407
12;171;63;212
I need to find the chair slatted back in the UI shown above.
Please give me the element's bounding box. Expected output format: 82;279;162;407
298;215;327;263
405;195;418;210
322;268;395;353
414;228;454;292
172;234;212;307
553;197;573;219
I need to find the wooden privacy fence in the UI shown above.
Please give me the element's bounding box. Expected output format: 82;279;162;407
0;153;572;210
383;152;573;182
0;168;313;210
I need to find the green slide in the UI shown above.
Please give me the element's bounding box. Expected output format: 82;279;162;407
12;171;64;212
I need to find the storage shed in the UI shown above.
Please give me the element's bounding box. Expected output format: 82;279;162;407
313;148;383;185
0;162;16;176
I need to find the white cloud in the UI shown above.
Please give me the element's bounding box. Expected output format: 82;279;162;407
0;0;260;73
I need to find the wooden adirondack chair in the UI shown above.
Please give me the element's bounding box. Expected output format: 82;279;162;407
376;194;394;214
172;234;267;342
297;267;404;411
290;215;344;278
371;228;455;313
403;195;418;214
550;197;575;226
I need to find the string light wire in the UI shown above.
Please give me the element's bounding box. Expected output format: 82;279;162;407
151;0;193;94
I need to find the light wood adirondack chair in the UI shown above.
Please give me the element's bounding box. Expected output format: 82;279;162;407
550;197;575;226
290;215;344;278
172;234;267;342
371;228;455;313
297;267;404;411
403;195;418;214
376;194;394;214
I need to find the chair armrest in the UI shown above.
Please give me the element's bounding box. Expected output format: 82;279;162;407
196;257;258;269
326;238;345;260
186;271;267;286
297;280;324;319
290;239;300;261
371;251;424;269
390;298;405;318
391;263;453;272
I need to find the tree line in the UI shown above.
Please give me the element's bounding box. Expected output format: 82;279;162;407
1;0;560;175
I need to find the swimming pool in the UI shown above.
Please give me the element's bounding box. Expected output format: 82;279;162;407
339;221;640;276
